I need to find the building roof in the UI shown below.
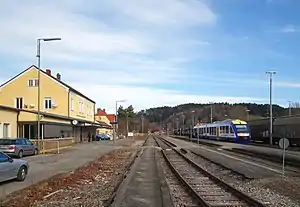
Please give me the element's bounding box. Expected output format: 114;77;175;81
106;114;115;122
95;108;115;122
0;65;95;103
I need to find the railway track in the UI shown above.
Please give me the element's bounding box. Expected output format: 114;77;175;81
155;136;267;207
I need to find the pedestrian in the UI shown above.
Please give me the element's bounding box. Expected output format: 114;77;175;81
88;132;91;142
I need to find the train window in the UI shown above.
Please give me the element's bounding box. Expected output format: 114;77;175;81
230;127;234;134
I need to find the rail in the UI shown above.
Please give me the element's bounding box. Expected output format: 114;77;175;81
155;136;267;207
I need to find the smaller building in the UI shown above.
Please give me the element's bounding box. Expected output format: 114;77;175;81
95;108;114;135
0;106;19;138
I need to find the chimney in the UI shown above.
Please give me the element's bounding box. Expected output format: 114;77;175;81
56;73;61;81
97;108;102;114
103;109;106;113
46;69;51;75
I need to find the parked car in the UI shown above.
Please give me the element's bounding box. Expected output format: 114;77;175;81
96;134;110;141
0;152;29;182
0;138;38;158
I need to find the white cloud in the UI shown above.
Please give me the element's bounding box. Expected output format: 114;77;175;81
268;24;299;34
107;0;216;26
69;82;266;113
276;81;300;87
0;0;290;112
279;25;298;33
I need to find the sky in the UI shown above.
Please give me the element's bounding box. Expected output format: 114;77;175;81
1;0;300;113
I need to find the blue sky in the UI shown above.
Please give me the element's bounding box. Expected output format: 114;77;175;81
0;0;300;112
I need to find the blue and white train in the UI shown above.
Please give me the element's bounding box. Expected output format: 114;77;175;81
193;119;251;143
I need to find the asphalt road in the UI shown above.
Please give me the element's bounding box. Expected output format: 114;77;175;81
0;139;134;199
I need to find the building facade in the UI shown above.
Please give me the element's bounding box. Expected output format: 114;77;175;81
95;108;114;135
0;65;101;142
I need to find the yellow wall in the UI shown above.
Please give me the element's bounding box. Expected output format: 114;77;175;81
18;111;71;125
69;91;95;122
95;115;113;135
0;66;69;118
0;109;18;138
0;66;95;123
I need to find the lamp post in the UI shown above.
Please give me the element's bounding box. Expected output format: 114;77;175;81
37;37;61;152
114;99;126;144
266;71;276;145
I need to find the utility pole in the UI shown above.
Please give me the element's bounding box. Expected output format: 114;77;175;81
209;103;213;123
266;71;276;145
246;109;250;121
141;114;144;134
191;110;195;141
288;101;292;116
126;113;129;138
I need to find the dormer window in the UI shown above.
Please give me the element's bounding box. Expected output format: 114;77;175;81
28;79;39;87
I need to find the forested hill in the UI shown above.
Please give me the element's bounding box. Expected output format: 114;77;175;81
116;102;299;133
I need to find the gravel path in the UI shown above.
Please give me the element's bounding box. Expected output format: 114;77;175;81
187;150;300;207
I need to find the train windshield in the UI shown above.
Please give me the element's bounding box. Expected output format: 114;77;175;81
235;125;248;133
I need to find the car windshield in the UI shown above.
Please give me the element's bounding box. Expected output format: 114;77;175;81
0;152;8;162
0;139;16;145
235;125;248;133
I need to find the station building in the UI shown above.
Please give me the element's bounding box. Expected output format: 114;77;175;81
0;65;106;142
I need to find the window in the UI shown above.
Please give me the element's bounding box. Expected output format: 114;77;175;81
0;152;9;163
79;101;84;113
71;98;74;111
3;123;9;137
28;79;39;87
15;97;23;109
45;98;52;109
24;139;33;145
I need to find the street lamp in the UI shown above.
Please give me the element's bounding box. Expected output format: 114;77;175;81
266;71;276;145
114;99;126;144
37;37;61;152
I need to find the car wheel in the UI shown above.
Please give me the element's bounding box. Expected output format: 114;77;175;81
18;150;23;158
34;149;38;155
16;166;27;181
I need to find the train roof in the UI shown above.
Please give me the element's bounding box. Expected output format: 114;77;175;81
193;119;247;128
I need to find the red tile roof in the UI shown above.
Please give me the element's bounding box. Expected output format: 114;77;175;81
106;114;115;122
95;108;115;122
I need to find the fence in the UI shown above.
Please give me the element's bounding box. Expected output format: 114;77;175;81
30;137;74;154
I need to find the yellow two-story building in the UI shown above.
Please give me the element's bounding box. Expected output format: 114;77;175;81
0;65;101;142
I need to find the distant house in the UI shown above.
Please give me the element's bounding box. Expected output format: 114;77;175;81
95;108;114;135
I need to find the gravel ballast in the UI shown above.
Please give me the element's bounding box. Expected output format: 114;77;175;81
188;151;300;207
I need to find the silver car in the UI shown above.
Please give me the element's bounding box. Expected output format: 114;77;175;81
0;138;38;158
0;152;29;182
